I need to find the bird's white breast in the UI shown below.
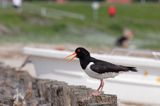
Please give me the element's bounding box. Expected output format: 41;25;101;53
84;62;119;79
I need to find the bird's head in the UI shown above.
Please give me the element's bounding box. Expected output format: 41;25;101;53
75;47;90;59
65;47;90;62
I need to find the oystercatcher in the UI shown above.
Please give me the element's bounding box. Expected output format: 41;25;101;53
65;47;137;95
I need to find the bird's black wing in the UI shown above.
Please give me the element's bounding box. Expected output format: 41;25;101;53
90;59;130;74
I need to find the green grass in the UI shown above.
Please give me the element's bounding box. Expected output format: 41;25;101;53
0;2;160;49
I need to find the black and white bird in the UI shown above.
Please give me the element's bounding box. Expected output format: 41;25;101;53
65;47;137;95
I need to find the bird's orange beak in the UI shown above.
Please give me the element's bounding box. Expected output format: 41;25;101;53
64;52;77;62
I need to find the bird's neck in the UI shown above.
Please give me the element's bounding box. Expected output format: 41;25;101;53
79;57;95;69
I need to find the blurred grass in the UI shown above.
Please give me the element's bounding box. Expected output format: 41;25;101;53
0;2;160;49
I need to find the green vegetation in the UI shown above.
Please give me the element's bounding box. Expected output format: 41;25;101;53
0;2;160;49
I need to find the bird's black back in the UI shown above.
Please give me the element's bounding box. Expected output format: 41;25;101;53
89;57;137;74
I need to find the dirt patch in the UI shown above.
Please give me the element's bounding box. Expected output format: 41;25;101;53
0;44;24;59
0;24;10;35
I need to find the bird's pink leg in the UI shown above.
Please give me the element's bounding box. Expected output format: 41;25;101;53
97;79;103;91
99;79;104;92
92;79;103;96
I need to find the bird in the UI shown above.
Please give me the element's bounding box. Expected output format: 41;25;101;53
65;47;137;96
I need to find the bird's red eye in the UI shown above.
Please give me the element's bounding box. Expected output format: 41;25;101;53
77;49;80;52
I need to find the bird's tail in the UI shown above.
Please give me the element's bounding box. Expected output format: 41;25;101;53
127;67;137;72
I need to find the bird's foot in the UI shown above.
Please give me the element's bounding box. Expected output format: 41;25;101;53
91;91;101;96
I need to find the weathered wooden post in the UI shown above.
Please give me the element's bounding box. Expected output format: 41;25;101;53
0;63;117;106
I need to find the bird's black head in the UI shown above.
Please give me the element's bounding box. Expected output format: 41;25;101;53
75;47;90;59
65;47;91;62
65;47;91;69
